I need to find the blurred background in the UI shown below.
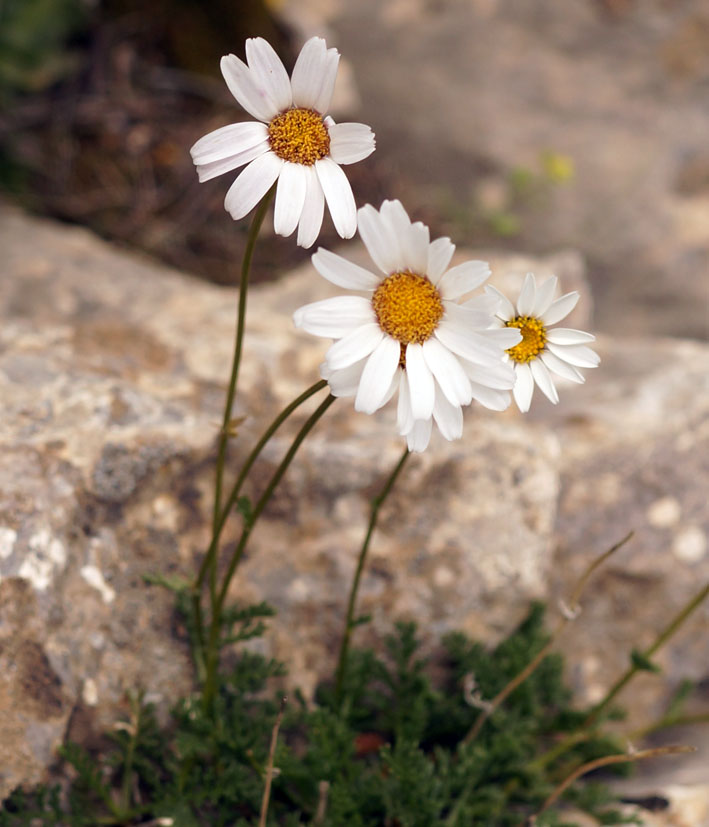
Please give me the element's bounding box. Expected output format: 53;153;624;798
1;0;707;339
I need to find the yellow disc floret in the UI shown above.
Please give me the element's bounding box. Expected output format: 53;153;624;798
267;108;330;165
505;316;547;363
372;271;444;346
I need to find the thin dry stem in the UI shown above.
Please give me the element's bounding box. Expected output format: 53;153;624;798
533;744;695;818
258;697;287;827
462;532;633;745
313;780;330;825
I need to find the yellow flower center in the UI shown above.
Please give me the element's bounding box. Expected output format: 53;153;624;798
372;271;444;347
267;108;330;165
505;316;547;363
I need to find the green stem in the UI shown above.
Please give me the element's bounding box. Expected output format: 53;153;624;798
532;580;709;772
334;446;411;705
202;393;337;712
191;185;274;666
191;380;328;671
119;695;141;818
212;189;275;531
627;712;709;742
583;580;709;730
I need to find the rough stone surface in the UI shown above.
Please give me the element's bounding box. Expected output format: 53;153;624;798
536;337;709;729
0;202;707;815
0;202;564;796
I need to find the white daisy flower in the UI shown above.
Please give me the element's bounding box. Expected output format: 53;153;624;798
190;37;375;248
487;272;600;413
294;200;521;452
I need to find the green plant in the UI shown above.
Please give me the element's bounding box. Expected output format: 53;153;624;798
2;602;699;826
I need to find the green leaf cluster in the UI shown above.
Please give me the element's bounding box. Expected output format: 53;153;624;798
0;604;644;826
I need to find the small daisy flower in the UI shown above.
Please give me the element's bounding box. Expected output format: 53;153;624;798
487;272;600;413
190;37;375;248
294;200;521;452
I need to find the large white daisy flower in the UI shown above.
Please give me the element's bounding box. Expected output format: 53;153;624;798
487;272;600;413
294;200;521;452
190;37;375;248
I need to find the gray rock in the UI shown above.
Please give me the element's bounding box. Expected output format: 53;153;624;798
0;202;563;796
0;201;706;805
537;336;709;728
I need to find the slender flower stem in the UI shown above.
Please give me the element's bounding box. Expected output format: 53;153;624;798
334;447;411;705
532;578;709;772
202;393;337;711
461;532;633;746
626;712;709;742
582;580;709;729
210;188;275;598
191;380;328;665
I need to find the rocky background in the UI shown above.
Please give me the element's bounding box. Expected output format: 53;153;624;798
1;200;708;822
1;0;708;823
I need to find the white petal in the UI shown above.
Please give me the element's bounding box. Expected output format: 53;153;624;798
541;291;580;325
315;157;357;239
460;293;501;316
405;343;435;420
531;275;558;316
354;337;400;414
443;302;498;332
540;351;585;383
478;327;522;349
484;285;516;321
274;162;307;237
322;358;367;397
245;38;292;113
294;296;375;338
380;200;430;274
357;203;400;274
546;328;596;345
438;260;491;300
407;418;433;453
469;383;511;411
463;361;516;390
325;323;383;370
433;389;463;441
516;272;537;316
194;143;270;182
530;359;559;404
512;363;534;412
190;122;269;165
328;122;376;164
397;370;414;435
435;321;510;365
291;37;339;113
297;166;325;249
546;343;600;368
380;368;401;407
220;54;278;122
422;338;472;406
224;153;283;220
427;237;456;283
312;247;380;291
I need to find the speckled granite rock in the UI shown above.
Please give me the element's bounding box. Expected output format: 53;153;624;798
0;201;707;808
